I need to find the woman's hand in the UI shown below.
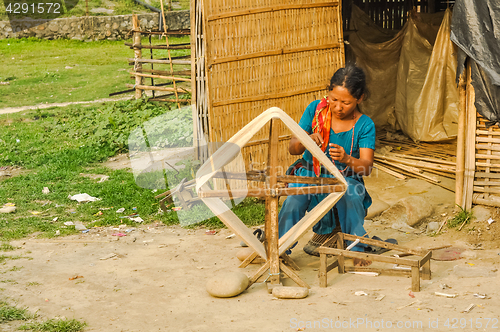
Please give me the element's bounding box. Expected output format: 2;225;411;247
289;133;324;155
329;143;350;164
309;133;324;147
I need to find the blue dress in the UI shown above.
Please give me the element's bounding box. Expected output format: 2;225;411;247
278;100;376;252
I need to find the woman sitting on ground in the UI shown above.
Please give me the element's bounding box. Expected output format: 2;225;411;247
278;65;375;267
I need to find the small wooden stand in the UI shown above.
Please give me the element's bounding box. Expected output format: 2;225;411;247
318;233;432;292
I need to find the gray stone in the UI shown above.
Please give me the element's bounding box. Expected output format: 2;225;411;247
366;197;390;219
206;272;249;298
378;196;433;227
427;221;440;232
75;224;87;231
472;205;492;222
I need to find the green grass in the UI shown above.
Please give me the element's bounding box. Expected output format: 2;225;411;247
0;37;190;108
447;205;474;229
0;100;265;240
0;255;24;263
0;301;33;322
0;243;16;251
19;318;86;332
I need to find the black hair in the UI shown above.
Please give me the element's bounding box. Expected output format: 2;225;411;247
328;65;368;100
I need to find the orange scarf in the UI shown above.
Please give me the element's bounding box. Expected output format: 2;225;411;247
311;97;331;177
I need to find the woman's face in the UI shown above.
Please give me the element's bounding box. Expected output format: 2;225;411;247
327;85;362;120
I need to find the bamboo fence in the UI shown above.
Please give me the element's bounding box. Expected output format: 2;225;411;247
128;13;192;106
453;60;500;210
192;0;345;176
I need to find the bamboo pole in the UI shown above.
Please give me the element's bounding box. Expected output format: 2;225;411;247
126;84;191;93
148;35;155;98
124;43;191;50
206;2;339;21
190;0;198;159
266;119;280;284
127;58;191;65
159;0;181;110
136;69;191;76
132;15;143;99
131;29;190;35
455;66;466;206
208;43;341;66
149;98;191;103
373;162;406;180
463;62;476;210
129;72;192;82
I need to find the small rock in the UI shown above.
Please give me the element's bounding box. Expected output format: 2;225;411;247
74;224;87;231
206;272;249;298
272;286;309;299
366;197;390;219
378;196;433;227
427;221;440;232
235;248;264;263
42;187;50;194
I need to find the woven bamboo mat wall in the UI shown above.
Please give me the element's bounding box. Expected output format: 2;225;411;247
197;0;345;175
473;114;500;207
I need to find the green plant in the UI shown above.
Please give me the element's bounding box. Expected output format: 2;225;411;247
0;37;190;108
19;318;86;332
0;243;16;251
447;205;473;230
0;301;33;322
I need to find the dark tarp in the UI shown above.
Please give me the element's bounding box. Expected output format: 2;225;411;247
451;0;500;125
451;0;500;86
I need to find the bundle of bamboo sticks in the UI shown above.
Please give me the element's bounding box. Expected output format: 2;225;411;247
374;132;456;191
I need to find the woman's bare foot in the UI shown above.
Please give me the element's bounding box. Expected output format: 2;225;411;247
353;258;372;267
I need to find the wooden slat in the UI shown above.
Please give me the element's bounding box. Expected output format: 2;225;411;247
374;162;406;180
375;153;455;173
131;29;190;35
476;130;500;136
136;68;191;76
475;172;500;179
207;2;339;21
126;84;191;93
125;43;191;50
130;72;192;82
473;186;500;194
476;137;500;144
474;181;500;187
212;85;326;107
127;58;191;65
209;43;341;66
318;247;420;267
387;153;456;166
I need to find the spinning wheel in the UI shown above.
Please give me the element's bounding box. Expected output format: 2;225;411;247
196;107;348;288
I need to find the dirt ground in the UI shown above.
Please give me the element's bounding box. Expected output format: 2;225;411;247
1;166;500;332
